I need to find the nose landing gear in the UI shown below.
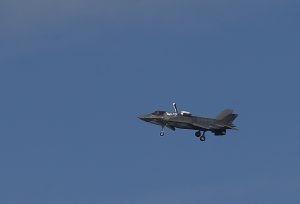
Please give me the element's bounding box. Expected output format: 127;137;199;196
160;125;165;136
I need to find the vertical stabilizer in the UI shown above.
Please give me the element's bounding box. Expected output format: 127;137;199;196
221;113;238;124
216;109;233;120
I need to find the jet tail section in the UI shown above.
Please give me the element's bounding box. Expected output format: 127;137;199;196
216;109;234;120
216;109;238;125
221;113;238;124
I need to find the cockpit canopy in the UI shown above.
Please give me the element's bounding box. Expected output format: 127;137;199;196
151;111;166;116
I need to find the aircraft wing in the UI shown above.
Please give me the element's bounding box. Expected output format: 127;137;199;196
191;123;217;130
192;122;235;130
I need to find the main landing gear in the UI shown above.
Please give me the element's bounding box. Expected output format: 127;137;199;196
200;135;206;142
195;130;206;142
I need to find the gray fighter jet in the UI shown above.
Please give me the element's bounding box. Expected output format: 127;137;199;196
138;103;238;141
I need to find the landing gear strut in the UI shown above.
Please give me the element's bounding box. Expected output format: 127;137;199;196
160;126;165;136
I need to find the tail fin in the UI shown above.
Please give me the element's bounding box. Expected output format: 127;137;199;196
216;109;238;124
216;109;234;120
221;113;238;124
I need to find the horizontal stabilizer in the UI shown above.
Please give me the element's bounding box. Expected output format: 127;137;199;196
215;124;239;130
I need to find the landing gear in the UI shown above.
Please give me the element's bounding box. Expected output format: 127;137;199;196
160;126;165;136
195;131;206;141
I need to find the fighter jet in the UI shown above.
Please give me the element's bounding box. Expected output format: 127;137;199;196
138;103;238;141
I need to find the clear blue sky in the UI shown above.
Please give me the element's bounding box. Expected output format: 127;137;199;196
1;1;299;203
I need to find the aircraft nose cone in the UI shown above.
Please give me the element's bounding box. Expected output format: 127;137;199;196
138;114;151;122
138;115;146;121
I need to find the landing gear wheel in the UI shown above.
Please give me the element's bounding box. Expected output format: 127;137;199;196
195;131;201;137
160;131;165;136
200;136;206;141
